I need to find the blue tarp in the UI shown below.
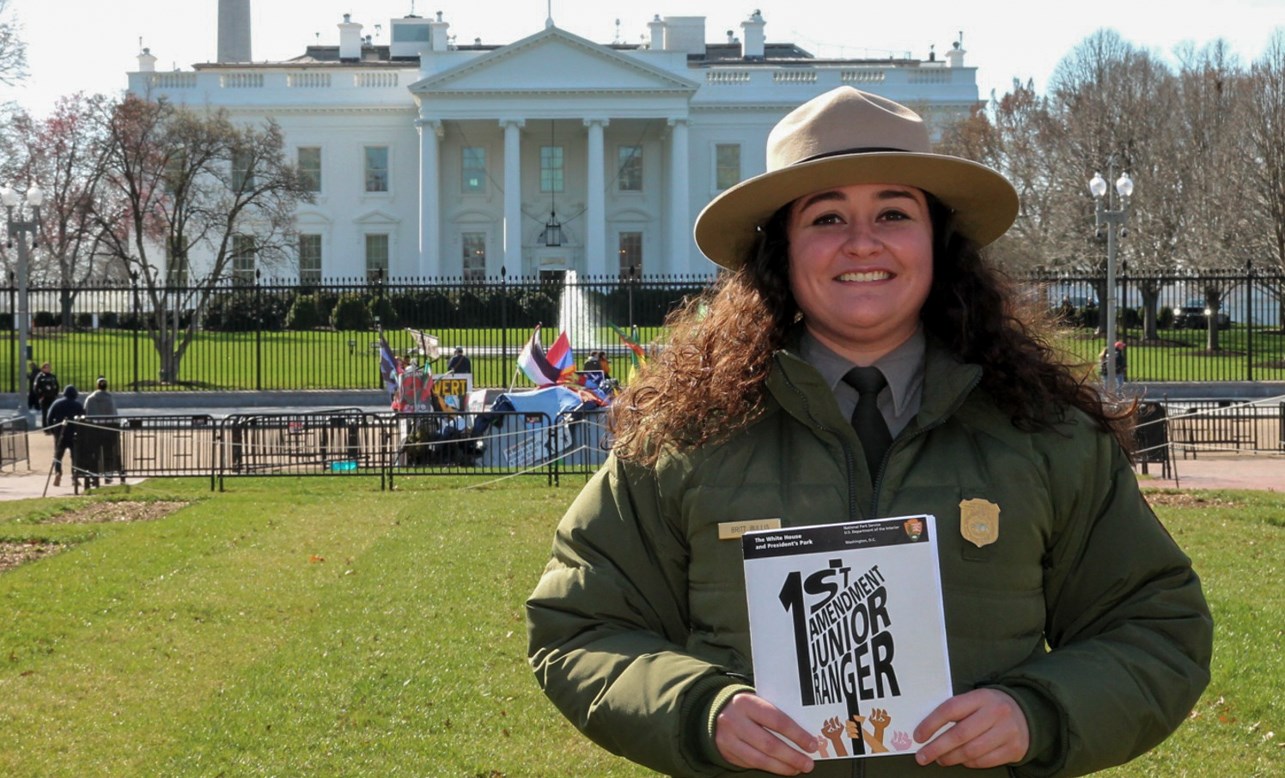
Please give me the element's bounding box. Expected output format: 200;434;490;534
490;385;597;419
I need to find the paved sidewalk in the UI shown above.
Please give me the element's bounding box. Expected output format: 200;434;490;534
1;429;1278;500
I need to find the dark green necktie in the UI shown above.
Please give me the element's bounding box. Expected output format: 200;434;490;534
844;366;892;481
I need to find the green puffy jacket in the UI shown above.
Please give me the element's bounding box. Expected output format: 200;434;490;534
527;343;1212;777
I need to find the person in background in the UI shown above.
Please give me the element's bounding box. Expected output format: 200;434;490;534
32;362;59;427
527;87;1211;777
45;385;84;488
84;376;123;486
25;360;40;410
447;346;472;375
1098;341;1127;391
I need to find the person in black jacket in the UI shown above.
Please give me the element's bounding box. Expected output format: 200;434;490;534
45;385;84;487
32;362;59;427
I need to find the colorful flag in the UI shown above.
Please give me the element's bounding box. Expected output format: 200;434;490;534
547;329;576;383
610;323;647;367
405;327;441;363
518;324;575;387
378;333;400;397
609;322;647;384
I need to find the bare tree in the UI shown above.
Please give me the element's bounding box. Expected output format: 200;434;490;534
1171;40;1255;350
0;0;27;87
92;96;312;385
0;94;116;327
1246;30;1285;331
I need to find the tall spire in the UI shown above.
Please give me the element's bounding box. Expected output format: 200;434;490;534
546;0;555;29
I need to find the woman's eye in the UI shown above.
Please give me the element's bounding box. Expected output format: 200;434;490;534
880;209;909;221
811;213;844;225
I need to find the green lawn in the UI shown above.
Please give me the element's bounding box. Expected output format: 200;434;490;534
0;477;1279;776
2;326;664;393
3;322;1281;394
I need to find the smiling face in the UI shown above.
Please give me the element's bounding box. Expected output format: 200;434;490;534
786;183;934;364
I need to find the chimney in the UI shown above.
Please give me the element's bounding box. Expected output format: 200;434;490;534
740;10;765;59
138;47;158;73
430;11;450;51
662;17;706;55
339;14;363;60
217;0;251;63
647;15;665;50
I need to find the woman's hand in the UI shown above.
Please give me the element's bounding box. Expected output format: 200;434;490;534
715;692;818;775
913;688;1030;769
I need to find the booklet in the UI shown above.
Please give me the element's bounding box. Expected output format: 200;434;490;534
741;515;952;760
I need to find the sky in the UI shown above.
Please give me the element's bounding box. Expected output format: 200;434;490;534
0;0;1282;118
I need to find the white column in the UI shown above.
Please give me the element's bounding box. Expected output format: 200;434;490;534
668;117;691;276
585;118;608;277
502;118;524;274
416;118;443;277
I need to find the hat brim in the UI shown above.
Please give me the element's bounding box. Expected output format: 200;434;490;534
693;151;1019;269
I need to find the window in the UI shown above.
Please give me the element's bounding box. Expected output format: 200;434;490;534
298;234;322;284
461;147;486;194
365;233;389;281
231;149;254;191
364;146;389;192
618;232;642;277
166;246;189;287
298;147;322;192
716;143;741;190
462;232;486;282
618;145;643;191
231;234;256;285
540;145;564;193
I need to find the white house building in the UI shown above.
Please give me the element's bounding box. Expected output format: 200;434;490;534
128;3;985;281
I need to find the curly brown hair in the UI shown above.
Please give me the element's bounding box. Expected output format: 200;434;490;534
610;197;1133;466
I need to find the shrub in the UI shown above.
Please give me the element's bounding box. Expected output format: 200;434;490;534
285;294;324;330
330;293;373;331
368;295;398;329
203;289;289;331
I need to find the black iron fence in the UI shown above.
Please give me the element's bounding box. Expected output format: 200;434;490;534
3;270;1283;393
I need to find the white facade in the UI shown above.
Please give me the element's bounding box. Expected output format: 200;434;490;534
127;11;984;281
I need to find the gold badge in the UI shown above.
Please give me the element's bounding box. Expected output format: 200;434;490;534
959;499;1000;548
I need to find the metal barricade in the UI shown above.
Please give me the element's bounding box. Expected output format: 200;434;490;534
218;409;392;490
127;414;219;487
0;415;30;471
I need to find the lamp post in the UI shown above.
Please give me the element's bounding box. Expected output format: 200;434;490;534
1088;169;1133;391
2;185;43;419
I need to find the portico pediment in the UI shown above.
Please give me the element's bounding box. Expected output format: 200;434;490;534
409;26;698;98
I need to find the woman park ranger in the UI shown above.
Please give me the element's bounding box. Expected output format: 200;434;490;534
527;87;1212;777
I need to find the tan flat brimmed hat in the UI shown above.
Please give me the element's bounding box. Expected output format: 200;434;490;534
693;86;1019;269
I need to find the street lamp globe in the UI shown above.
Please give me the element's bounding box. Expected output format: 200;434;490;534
25;186;44;207
1088;172;1108;199
1115;172;1133;198
0;187;18;207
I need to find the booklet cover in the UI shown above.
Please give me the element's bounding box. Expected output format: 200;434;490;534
741;515;952;760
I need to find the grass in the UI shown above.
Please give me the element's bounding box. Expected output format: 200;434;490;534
0;479;1281;776
3;326;664;394
3;322;1283;395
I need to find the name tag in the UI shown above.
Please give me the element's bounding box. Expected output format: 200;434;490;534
718;518;782;541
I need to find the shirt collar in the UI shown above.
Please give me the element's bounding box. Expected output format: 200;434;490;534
799;327;926;417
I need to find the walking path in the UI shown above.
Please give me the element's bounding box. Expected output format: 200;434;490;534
1;429;1278;500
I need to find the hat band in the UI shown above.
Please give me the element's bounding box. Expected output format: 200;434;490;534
794;146;909;165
